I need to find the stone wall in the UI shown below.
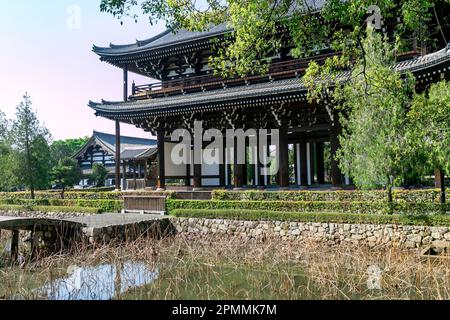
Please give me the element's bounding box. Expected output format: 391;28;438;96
172;218;450;249
0;210;85;219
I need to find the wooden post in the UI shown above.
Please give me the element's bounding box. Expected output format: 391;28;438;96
294;143;300;186
157;130;166;190
316;142;325;184
115;120;121;191
435;169;446;205
299;135;308;187
330;123;343;188
11;230;19;262
143;159;149;188
133;162;137;190
234;137;244;189
122;161;127;191
279;128;289;188
219;135;226;187
185;164;191;187
257;130;265;188
309;143;316;185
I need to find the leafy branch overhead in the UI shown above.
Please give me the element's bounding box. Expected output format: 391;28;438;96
99;0;447;78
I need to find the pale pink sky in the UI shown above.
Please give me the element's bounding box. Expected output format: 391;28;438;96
0;0;166;141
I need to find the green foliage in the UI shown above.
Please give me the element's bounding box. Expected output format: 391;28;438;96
9;94;52;196
51;157;82;197
408;80;450;176
0;112;15;191
170;209;450;227
212;189;450;203
334;30;416;193
0;198;122;213
0;190;176;200
167;199;448;215
90;163;109;187
0;204;102;214
50;137;89;166
99;0;443;78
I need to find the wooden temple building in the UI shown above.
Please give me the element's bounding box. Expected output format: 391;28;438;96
89;11;450;191
73;131;157;189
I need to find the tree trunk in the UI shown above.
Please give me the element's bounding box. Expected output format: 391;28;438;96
61;185;65;200
387;184;393;215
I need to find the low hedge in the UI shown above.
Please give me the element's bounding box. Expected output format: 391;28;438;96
170;209;450;227
0;190;176;201
167;200;448;215
0;198;123;212
212;189;449;203
0;204;102;214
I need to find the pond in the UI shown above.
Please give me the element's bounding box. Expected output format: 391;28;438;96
14;262;159;300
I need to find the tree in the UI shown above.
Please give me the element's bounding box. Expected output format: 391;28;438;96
9;94;52;198
408;80;450;206
90;163;109;187
0;112;16;191
50;137;89;167
51;157;82;199
99;0;443;78
334;30;415;212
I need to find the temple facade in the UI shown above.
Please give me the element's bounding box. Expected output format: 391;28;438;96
73;131;158;189
89;14;450;191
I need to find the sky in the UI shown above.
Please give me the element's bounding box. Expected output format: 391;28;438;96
0;0;166;141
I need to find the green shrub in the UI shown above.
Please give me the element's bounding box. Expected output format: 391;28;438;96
0;190;176;201
212;189;450;203
0;204;101;214
170;209;450;227
0;198;123;212
167;200;448;215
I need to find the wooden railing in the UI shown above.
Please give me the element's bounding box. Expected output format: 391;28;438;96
131;52;339;99
122;196;166;215
130;46;422;100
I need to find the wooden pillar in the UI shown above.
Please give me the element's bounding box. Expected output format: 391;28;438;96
234;137;244;189
294;143;300;186
144;159;148;187
316;142;325;184
193;164;202;189
123;66;128;102
185;164;191;187
11;230;19;262
309;143;316;185
115;120;121;191
257;131;265;188
279;128;289;188
330;123;343;188
435;169;446;204
133;161;137;190
157;130;166;190
299;135;308;187
219;136;226;187
122;161;127;190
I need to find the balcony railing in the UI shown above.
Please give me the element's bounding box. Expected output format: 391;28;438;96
130;46;420;100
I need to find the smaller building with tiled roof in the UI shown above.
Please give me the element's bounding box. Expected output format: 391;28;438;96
73;131;157;188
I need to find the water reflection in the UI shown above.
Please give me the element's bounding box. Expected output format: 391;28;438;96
36;262;158;300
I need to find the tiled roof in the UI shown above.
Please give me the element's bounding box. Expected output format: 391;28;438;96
89;43;450;117
73;131;157;159
92;1;326;58
93;24;230;57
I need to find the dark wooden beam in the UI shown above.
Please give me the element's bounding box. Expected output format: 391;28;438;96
316;142;325;184
11;230;19;262
115;120;121;191
299;134;308;187
234;137;244;189
330;122;342;188
193;164;202;189
157;130;166;190
278;128;289;188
